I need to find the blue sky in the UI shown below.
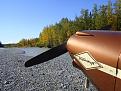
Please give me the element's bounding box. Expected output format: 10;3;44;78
0;0;115;44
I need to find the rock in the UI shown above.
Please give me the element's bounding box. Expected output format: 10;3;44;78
0;48;98;91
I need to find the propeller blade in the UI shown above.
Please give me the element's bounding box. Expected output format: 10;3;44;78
25;43;67;67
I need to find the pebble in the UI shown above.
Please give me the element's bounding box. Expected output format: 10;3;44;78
0;48;98;91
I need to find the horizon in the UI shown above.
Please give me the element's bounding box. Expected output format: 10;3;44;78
0;0;115;44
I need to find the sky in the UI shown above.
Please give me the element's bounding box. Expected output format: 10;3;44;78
0;0;115;44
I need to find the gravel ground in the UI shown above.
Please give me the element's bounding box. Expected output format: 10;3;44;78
0;48;98;91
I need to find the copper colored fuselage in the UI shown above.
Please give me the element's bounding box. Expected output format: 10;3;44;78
67;31;121;91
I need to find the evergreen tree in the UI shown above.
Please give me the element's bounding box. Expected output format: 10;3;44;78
18;0;121;48
107;0;113;26
92;4;98;29
114;0;121;30
100;5;108;28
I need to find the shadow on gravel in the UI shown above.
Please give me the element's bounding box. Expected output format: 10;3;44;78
0;48;98;91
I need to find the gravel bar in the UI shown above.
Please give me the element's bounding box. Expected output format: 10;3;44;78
0;48;98;91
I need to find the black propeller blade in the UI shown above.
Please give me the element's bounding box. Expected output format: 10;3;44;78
25;43;67;67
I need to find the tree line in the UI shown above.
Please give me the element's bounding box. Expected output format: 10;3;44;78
17;0;121;48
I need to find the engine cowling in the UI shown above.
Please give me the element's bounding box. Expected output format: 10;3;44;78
67;31;121;91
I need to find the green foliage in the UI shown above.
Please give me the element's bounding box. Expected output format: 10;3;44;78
107;0;113;25
17;0;121;48
17;38;39;47
4;44;17;48
114;0;121;30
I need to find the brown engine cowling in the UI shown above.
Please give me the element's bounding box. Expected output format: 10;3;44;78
66;31;121;91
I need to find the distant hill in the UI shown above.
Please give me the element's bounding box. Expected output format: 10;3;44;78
4;43;17;48
0;42;4;47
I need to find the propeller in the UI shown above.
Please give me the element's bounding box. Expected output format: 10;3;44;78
24;31;94;67
25;43;67;67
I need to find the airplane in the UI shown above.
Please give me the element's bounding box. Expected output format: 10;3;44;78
25;30;121;91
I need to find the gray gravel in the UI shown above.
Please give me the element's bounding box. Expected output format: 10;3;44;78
0;48;98;91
